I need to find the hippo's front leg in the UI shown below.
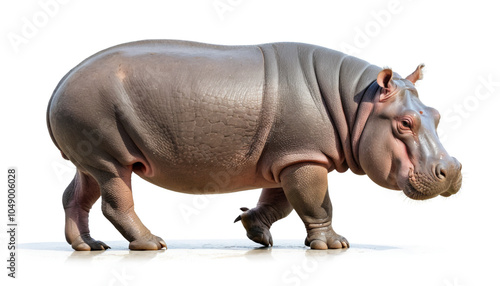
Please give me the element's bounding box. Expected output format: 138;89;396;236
281;163;349;250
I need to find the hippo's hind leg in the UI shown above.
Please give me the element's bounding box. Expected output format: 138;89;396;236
93;166;166;251
63;170;110;251
234;188;293;247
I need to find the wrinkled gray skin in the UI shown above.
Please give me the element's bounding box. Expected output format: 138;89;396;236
47;40;462;251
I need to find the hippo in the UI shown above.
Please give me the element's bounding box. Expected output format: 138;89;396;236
46;40;462;251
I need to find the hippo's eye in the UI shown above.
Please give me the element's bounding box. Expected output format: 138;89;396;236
399;118;413;132
402;120;411;128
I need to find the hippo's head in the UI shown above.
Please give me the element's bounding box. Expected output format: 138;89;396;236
358;65;462;200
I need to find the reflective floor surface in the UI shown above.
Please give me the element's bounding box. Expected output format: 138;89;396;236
4;239;497;286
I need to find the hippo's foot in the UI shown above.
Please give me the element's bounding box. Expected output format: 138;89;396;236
234;207;273;247
305;225;349;250
71;233;110;251
129;234;167;251
63;171;108;251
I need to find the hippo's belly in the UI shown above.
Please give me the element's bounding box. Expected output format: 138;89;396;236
109;41;275;193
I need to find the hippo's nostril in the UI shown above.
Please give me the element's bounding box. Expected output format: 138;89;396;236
435;164;446;180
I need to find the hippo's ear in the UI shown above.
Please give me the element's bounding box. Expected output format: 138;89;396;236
405;64;425;84
377;68;396;102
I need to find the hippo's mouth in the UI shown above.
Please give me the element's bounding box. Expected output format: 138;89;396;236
401;168;462;200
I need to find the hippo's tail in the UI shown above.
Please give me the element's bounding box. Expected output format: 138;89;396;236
46;78;69;160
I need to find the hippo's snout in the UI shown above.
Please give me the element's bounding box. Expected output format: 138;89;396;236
439;158;462;197
403;157;462;200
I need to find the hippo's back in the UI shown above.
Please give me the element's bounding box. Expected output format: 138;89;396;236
48;40;274;193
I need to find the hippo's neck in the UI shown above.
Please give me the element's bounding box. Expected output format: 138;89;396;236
312;48;381;175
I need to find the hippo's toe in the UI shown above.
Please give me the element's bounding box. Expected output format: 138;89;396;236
129;234;167;251
71;233;110;251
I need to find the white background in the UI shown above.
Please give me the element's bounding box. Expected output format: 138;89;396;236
1;0;499;285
